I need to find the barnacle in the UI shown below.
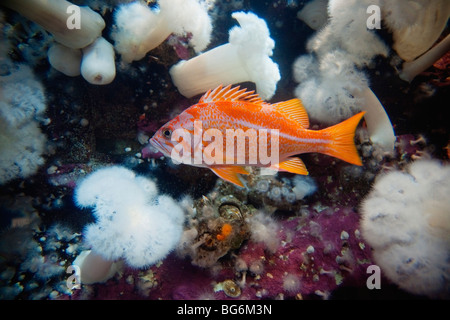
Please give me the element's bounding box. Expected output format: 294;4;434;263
222;279;241;298
187;193;253;267
218;204;242;221
217;194;252;221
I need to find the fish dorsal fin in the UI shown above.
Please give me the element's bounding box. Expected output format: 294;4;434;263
271;99;310;128
210;166;249;188
270;157;309;175
199;85;265;105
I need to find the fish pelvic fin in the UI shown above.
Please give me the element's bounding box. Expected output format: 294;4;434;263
319;112;366;166
210;166;249;188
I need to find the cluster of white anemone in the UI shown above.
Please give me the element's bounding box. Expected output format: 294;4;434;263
4;0;281;98
293;0;450;153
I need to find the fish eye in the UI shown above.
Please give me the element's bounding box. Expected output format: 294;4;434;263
162;128;172;138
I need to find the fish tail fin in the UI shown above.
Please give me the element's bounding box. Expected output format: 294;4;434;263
319;112;366;166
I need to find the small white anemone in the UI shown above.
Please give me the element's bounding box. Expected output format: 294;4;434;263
283;273;301;294
81;37;116;85
47;43;82;77
247;212;281;253
291;175;317;200
255;179;270;193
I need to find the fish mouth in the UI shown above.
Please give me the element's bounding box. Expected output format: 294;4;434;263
149;138;170;156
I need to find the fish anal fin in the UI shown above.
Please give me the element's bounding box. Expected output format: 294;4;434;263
199;85;265;105
210;166;249;188
271;157;309;175
272;99;309;128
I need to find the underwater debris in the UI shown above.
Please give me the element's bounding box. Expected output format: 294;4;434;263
169;11;280;100
360;159;450;298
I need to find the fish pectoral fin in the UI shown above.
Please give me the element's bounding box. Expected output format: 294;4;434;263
271;157;309;175
210;166;249;188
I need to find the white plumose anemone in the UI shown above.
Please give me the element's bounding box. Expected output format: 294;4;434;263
169;11;280;100
73;166;184;284
360;160;450;298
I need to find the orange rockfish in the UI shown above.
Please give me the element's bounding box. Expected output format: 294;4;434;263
150;85;365;187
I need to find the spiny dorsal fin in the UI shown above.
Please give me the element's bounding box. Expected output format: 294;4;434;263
271;99;310;128
199;85;265;105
